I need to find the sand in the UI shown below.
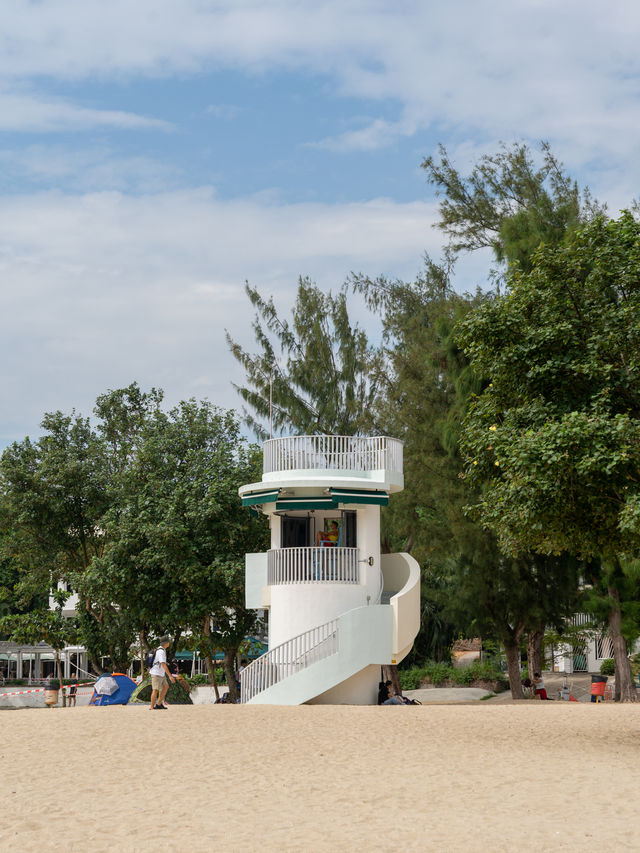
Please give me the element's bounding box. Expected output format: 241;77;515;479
1;703;638;852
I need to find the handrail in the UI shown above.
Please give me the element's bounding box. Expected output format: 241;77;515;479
241;619;339;703
263;435;403;476
267;547;359;584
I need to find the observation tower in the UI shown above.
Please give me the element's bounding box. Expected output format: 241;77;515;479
239;435;420;704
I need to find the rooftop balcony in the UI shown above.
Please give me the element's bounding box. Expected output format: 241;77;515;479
263;435;403;483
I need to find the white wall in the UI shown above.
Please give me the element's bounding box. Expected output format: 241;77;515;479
264;503;383;648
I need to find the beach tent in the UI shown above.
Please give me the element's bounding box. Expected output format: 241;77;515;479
89;672;137;706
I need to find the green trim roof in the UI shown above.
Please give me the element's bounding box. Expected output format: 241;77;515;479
276;496;335;511
330;488;389;506
241;489;280;507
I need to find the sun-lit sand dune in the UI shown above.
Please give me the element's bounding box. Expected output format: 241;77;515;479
2;704;638;852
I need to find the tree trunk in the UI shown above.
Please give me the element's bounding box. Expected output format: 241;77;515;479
56;650;66;708
527;627;544;683
504;639;524;699
138;632;145;680
224;648;239;702
382;664;402;697
202;616;219;700
608;588;637;702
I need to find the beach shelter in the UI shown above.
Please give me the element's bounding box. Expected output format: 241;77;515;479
89;672;137;706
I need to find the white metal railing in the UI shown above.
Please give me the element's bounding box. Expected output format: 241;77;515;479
267;547;359;584
241;619;339;703
263;435;403;476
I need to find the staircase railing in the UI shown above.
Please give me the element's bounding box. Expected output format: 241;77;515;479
241;619;339;703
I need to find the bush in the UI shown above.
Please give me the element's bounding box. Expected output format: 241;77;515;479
424;661;452;686
398;668;425;690
186;673;209;686
185;667;226;687
600;658;615;676
398;659;508;691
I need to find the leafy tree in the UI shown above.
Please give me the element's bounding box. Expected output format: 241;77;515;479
459;212;640;700
227;278;381;438
353;258;580;693
422;141;603;274
0;589;77;705
0;411;118;672
87;398;269;696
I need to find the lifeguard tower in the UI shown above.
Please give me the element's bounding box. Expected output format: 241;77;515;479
239;435;420;704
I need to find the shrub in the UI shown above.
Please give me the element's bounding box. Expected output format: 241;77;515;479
397;659;509;690
398;668;425;690
424;661;452;686
600;658;615;676
186;673;209;686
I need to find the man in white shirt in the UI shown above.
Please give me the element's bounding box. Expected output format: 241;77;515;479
149;636;175;710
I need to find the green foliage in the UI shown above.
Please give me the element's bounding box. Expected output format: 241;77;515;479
186;673;209;686
88;396;269;655
398;660;508;690
186;667;224;687
459;212;640;697
0;382;268;670
459;213;640;561
600;658;615;676
0;607;76;651
227;278;381;438
422;141;602;273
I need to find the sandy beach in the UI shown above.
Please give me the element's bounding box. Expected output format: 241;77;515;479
1;703;638;853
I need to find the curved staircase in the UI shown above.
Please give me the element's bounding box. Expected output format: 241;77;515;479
241;552;420;704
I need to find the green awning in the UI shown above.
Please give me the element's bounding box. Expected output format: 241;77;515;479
329;488;389;506
276;496;335;511
241;489;280;507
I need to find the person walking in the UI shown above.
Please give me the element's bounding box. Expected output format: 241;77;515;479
68;678;78;707
149;636;175;710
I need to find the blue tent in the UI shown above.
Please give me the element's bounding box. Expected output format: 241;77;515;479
89;672;137;706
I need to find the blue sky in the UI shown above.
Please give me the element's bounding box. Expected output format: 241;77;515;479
1;0;640;446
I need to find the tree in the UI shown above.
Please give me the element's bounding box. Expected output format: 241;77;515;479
0;589;77;706
87;398;269;695
459;212;640;700
227;278;381;437
0;411;120;672
422;141;603;274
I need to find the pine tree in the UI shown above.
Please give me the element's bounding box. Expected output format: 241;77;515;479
226;278;381;438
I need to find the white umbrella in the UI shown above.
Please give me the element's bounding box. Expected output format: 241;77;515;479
94;676;118;695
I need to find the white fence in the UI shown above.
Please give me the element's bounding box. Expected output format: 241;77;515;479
263;435;403;476
267;547;359;584
241;619;339;703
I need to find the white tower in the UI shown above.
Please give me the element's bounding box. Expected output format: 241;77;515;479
239;435;420;704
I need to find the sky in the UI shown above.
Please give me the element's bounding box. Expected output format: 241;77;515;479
1;0;640;447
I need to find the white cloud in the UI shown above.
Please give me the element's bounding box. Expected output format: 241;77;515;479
0;88;171;132
1;1;639;172
0;188;444;445
0;145;181;192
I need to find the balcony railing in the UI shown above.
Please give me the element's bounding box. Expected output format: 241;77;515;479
267;547;359;584
263;435;403;476
241;619;339;703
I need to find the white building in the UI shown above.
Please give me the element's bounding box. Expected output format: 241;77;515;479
239;435;420;704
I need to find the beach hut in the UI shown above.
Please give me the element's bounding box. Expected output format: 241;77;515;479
89;673;137;706
238;435;420;705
